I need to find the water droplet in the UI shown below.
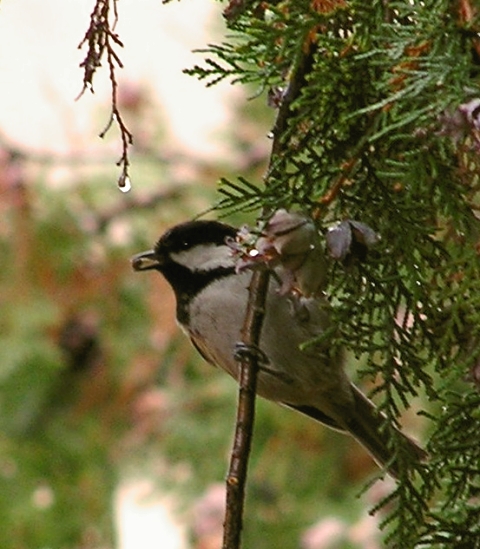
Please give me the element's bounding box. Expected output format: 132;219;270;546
118;174;131;193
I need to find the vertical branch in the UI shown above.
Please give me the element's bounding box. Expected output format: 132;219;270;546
269;46;316;163
221;41;317;549
222;270;270;549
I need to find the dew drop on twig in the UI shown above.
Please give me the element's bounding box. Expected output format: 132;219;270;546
118;173;131;193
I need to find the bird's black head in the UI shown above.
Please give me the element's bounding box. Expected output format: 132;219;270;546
132;220;237;323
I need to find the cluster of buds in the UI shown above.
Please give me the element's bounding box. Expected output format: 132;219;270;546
326;219;380;261
227;209;328;297
228;210;380;297
438;97;480;151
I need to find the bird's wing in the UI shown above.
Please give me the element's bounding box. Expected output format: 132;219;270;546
285;403;346;431
189;332;221;368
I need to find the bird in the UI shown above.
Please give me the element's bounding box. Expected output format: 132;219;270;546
132;219;425;478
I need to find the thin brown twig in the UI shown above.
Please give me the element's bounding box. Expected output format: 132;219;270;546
77;0;133;189
318;157;358;206
100;42;134;190
221;42;317;549
222;270;270;549
458;0;480;59
268;48;316;168
223;0;253;22
382;0;393;24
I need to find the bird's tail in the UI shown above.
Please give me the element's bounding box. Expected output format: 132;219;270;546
290;386;426;478
345;385;426;478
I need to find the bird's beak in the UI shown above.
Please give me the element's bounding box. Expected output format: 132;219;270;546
131;250;162;271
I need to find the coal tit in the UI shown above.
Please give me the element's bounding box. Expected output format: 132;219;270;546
132;220;425;477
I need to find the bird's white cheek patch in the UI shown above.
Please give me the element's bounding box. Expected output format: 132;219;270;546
171;244;235;272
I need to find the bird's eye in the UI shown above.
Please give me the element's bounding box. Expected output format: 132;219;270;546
180;240;191;249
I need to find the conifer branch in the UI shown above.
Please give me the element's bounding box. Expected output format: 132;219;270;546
189;1;480;545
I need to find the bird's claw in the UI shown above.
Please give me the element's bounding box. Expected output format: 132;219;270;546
233;342;268;364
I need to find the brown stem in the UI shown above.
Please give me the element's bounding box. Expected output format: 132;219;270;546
222;270;270;549
221;41;317;549
319;157;358;206
77;0;133;189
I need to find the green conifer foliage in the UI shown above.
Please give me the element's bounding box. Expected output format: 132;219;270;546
187;1;480;546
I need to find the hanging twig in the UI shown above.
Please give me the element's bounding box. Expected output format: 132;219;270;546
77;0;133;190
221;43;317;549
